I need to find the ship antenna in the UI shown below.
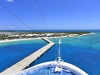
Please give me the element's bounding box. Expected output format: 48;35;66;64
56;39;63;62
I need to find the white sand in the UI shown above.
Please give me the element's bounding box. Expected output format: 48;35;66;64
0;37;41;43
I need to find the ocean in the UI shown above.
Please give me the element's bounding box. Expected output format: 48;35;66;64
0;30;100;75
0;39;47;72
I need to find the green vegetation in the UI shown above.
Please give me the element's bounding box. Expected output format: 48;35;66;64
64;32;91;35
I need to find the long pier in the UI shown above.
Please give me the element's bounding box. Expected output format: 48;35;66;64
0;38;55;75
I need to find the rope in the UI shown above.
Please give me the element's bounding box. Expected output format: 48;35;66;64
0;2;32;46
0;2;31;30
33;0;47;25
31;0;50;33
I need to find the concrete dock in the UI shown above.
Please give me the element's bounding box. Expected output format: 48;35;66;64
0;37;55;75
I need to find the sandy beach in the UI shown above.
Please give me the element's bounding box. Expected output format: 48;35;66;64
0;33;93;44
0;37;41;43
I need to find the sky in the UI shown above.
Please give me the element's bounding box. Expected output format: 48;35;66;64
0;0;100;30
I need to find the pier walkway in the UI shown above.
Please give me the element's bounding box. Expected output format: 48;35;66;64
0;38;55;75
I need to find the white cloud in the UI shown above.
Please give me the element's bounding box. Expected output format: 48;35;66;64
3;26;15;29
6;0;14;2
9;26;15;28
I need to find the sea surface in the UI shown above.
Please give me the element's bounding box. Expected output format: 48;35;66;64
0;39;47;72
0;30;100;75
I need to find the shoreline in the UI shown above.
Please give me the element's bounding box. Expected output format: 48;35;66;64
78;32;94;36
0;32;93;44
0;37;41;43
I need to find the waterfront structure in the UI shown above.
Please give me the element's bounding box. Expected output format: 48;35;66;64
0;38;54;75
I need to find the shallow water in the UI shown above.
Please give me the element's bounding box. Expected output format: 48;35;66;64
0;39;47;72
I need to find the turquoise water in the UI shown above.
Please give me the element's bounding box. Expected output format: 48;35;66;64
0;39;47;72
0;32;100;75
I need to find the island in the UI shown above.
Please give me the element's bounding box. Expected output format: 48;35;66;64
0;31;91;41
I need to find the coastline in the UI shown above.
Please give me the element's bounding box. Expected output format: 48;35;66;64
0;32;93;44
0;37;41;44
78;32;94;37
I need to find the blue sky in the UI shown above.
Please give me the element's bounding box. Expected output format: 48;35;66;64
0;0;100;30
